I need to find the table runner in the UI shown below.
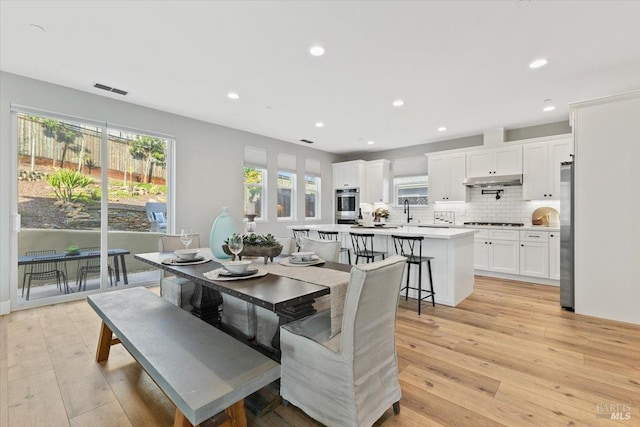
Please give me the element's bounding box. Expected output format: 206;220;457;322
251;259;350;337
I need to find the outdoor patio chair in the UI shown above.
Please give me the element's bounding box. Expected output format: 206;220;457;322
22;249;68;300
146;201;167;232
76;248;114;291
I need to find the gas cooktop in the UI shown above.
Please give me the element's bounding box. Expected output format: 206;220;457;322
463;222;524;227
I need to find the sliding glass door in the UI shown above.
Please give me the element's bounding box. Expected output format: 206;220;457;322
13;108;173;308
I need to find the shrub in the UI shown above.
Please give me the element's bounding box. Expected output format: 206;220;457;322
46;169;93;203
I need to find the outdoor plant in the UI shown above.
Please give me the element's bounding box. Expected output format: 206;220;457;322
46;169;93;203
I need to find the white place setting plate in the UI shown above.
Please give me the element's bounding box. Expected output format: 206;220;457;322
280;255;325;267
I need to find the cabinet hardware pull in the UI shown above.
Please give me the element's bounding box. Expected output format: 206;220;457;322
521;244;524;247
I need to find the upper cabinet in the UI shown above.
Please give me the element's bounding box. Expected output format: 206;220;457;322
428;152;468;202
332;160;366;189
364;159;391;203
522;137;573;200
466;146;522;177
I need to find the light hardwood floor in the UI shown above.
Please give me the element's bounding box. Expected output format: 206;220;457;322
1;277;638;427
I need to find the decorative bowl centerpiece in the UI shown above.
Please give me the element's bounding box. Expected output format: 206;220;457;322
223;233;283;264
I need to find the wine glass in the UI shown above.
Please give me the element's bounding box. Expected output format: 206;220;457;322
295;233;306;252
228;234;244;261
180;229;193;250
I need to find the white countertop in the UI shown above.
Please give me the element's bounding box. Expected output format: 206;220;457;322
384;222;560;232
288;224;477;239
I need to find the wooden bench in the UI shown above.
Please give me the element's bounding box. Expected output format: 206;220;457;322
87;287;280;427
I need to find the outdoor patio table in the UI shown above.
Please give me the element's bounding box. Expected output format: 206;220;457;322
19;248;130;286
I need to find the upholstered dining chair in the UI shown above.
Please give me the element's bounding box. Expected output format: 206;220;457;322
255;237;341;350
159;233;200;311
279;256;406;426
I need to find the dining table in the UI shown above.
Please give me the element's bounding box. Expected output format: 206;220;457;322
134;249;352;356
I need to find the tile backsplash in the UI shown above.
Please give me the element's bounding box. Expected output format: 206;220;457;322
388;187;560;225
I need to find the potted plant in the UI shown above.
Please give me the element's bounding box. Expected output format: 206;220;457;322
223;233;283;264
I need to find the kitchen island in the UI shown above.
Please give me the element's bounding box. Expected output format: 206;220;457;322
289;224;476;307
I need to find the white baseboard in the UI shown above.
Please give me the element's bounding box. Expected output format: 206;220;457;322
0;299;10;315
475;271;559;286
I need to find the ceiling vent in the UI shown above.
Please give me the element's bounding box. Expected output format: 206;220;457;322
93;83;128;96
300;139;314;144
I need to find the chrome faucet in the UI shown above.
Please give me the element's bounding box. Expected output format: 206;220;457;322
403;199;413;223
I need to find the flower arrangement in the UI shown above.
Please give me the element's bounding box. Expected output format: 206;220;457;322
375;208;390;219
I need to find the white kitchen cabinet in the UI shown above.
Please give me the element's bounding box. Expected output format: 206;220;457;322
520;241;549;278
363;159;391;203
332;160;366;189
473;229;519;274
466;146;522;177
473;230;489;270
428;152;468;202
490;239;520;274
523;138;573;200
548;231;560;280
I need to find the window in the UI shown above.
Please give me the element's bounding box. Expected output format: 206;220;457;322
394;175;429;206
305;175;321;219
277;171;296;219
244;167;266;220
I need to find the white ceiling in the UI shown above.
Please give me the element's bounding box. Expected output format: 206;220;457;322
1;1;639;154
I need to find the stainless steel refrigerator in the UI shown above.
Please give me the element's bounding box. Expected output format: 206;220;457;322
560;161;574;311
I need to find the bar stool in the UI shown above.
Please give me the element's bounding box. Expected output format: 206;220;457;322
391;234;435;315
292;228;310;251
317;230;351;264
349;232;386;264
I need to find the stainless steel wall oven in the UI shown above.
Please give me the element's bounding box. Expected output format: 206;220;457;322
335;188;359;224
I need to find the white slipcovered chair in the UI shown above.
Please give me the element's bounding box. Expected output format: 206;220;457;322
280;255;406;426
255;237;341;349
159;233;200;311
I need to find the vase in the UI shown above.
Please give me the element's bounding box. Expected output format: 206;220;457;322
209;207;237;259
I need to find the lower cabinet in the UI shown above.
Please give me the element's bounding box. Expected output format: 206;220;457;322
473;230;519;275
519;241;549;278
474;229;558;281
489;239;520;274
548;232;560;280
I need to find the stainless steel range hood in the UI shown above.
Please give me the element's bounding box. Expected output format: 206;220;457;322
463;174;523;188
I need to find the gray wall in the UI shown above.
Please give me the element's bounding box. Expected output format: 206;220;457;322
0;71;340;310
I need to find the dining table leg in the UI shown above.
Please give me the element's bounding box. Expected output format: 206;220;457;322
190;284;224;326
271;299;316;354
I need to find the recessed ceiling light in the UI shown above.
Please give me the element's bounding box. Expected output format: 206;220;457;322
529;58;548;69
392;100;404;107
542;99;556;112
227;92;240;100
437;127;447;132
309;46;326;56
315;122;324;128
367;140;375;145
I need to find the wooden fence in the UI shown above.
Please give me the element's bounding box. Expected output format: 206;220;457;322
17;115;167;180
